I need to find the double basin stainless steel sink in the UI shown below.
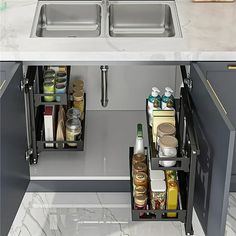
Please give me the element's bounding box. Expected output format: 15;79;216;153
31;0;182;38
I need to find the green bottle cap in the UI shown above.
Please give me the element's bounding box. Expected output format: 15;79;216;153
137;124;143;138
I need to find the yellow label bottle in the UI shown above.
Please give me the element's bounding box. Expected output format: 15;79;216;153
167;180;178;217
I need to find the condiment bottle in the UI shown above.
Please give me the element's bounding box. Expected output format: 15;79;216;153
162;87;174;110
148;87;161;126
150;179;166;210
73;91;84;120
167;180;178;217
134;123;144;155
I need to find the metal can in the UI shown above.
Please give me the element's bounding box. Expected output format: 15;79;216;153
66;118;82;147
44;69;56;79
43;81;55;102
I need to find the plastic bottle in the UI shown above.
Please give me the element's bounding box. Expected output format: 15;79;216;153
162;87;174;110
148;87;161;126
134;124;144;154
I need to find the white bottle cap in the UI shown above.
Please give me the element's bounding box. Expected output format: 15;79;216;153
165;87;173;97
151;87;160;97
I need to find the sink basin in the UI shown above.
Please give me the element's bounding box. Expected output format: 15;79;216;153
31;1;101;37
31;1;182;38
109;2;181;37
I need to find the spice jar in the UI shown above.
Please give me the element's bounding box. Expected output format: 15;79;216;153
132;153;146;166
44;69;56;79
43;81;55;102
67;108;81;120
134;172;148;188
134;194;147;210
73;91;84;116
66;118;82;147
150;179;166;210
133;162;147;176
134;186;147;197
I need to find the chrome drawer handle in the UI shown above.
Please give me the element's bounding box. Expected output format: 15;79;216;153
227;65;236;70
207;80;227;115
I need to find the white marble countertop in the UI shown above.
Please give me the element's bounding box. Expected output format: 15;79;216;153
0;0;236;62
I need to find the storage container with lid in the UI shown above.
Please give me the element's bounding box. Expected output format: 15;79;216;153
133;162;147;176
134;185;147;197
149;169;165;181
66;118;82;147
134;172;148;188
44;69;56;79
157;123;176;139
66;108;81;120
73;91;84;119
132;153;146;165
159;135;178;156
43;81;55;102
134;194;148;210
150;179;166;210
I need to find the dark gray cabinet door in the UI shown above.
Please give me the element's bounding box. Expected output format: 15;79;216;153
0;62;30;236
197;62;236;191
190;63;235;236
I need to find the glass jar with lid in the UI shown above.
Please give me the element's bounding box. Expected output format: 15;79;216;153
66;118;82;147
43;81;55;102
134;172;148;188
44;69;56;79
73;91;84;119
134;185;147;197
134;194;147;210
66;108;81;120
132;153;146;166
133;162;147;176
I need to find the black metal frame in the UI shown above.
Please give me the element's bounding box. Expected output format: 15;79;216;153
26;65;86;164
132;66;200;235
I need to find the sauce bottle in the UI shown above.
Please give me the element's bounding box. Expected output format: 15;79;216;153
148;87;161;126
162;87;174;110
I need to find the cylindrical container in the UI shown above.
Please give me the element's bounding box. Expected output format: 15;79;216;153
133;162;147;176
44;69;56;79
56;71;67;79
73;91;84;119
44;77;55;84
55;83;66;102
66;108;81;120
150;179;166;210
43;81;55;102
132;153;146;166
66;118;81;147
134;172;148;188
166;180;178;217
73;80;84;91
159;136;178;156
134;194;147;210
157;123;176;139
56;77;67;86
134;186;147;197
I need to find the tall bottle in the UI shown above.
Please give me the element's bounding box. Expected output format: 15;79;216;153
162;87;174;110
148;87;161;126
134;124;144;154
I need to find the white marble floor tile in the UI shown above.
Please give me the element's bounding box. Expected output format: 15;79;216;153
8;192;236;236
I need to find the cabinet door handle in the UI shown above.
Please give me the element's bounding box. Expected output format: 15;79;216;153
207;80;227;115
0;80;6;90
227;65;236;70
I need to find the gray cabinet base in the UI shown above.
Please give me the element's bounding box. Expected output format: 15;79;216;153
27;180;130;192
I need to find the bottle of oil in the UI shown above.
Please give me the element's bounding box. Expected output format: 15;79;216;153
134;124;144;154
